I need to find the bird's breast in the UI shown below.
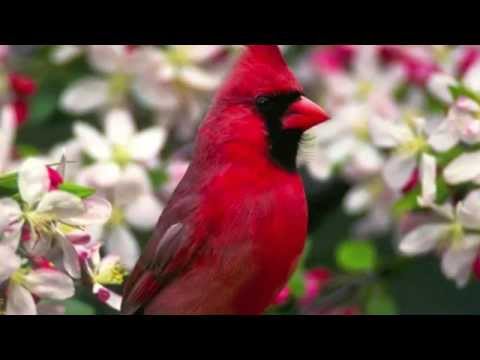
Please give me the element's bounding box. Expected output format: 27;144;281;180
202;164;308;313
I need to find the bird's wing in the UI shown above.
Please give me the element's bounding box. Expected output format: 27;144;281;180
121;219;208;314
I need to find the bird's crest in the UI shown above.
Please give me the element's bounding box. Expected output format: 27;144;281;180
215;45;302;101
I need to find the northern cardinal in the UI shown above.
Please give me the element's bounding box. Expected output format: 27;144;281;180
121;45;329;315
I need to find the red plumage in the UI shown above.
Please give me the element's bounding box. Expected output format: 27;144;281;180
121;45;329;315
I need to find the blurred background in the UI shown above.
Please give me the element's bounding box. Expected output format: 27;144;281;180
2;45;480;315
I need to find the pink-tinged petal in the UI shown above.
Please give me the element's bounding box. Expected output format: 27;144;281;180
399;224;451;255
163;160;189;194
36;190;84;219
0;197;22;232
0;105;16;171
441;246;478;288
104;226;140;271
344;185;372;215
428;118;459;152
444;151;480;185
417;153;437;207
113;164;151;206
1;219;23;251
457;190;480;231
93;283;122;311
125;194;163;231
76;162;121;189
6;282;37;315
61;78;109;114
368;116;412;148
128;127;167;162
18;158;50;206
105;108;135;146
427;73;456;103
458;47;480;76
51;45;82;64
0;244;21;282
59;236;81;279
87;45;125;74
73;122;111;161
178;66;221;91
62;196;112;227
25;268;74;300
383;154;417;191
464;62;480;93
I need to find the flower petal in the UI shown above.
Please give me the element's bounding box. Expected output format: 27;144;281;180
105;108;135;146
441;245;478;288
76;162;121;189
178;66;220;91
113;164;151;206
0;244;21;283
59;236;81;279
25;269;75;300
73;123;111;161
399;224;450;255
418;153;437;207
125;194;163;230
104;226;140;271
6;282;37;315
444;151;480;185
0;198;22;233
368;116;412;148
93;283;122;311
36;191;84;219
427;72;456;103
343;185;372;215
61;77;109;114
383;154;417;191
18;158;50;206
457;190;480;230
428;118;459;152
62;196;112;227
128;127;167;162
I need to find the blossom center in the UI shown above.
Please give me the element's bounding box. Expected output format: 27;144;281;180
108;207;125;226
112;144;131;167
94;263;127;285
10;267;29;286
167;48;190;67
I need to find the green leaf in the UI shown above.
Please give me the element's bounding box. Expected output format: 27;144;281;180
436;145;464;167
392;186;421;218
392;177;451;218
58;182;96;199
365;284;397;315
149;168;169;188
28;88;58;126
336;240;377;273
0;172;19;197
449;83;480;105
16;144;40;158
288;267;305;298
64;299;96;315
287;240;312;298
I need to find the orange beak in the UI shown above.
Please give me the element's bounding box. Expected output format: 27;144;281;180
282;96;330;131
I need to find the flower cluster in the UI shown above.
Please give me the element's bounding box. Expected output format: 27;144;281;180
1;45;237;315
298;45;480;290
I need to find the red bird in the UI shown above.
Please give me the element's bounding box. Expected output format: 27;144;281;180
121;45;329;315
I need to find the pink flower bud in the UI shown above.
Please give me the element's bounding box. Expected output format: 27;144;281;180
47;166;64;191
9;73;37;96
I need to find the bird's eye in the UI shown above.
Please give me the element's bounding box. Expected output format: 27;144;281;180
255;96;271;108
